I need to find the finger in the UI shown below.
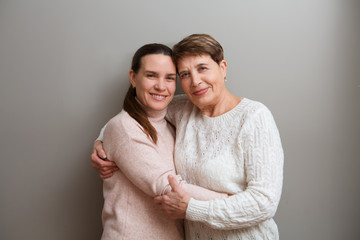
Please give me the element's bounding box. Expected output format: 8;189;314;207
97;149;107;160
91;153;106;167
103;165;118;172
95;141;107;159
100;169;114;175
100;168;119;178
153;196;163;205
105;166;119;172
99;160;117;168
168;175;182;193
154;196;169;206
100;173;113;179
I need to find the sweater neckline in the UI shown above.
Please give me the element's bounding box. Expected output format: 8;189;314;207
200;98;249;123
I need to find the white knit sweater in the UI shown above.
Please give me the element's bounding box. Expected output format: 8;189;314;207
166;95;284;240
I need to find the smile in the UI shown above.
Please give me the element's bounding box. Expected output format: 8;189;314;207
193;88;209;96
150;93;167;101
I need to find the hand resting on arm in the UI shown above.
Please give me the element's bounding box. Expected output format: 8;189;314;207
90;140;118;179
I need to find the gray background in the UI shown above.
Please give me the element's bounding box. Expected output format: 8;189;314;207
1;0;359;239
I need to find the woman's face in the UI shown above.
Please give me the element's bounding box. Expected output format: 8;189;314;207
178;54;227;109
130;54;176;111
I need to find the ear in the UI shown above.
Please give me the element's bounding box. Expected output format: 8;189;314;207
129;69;136;88
220;60;227;79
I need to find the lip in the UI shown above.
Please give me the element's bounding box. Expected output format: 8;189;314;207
192;88;209;96
150;93;168;101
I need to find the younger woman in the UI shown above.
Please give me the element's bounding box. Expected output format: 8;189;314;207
100;43;227;240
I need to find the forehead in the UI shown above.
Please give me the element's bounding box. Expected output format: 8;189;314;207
140;54;175;72
177;54;213;68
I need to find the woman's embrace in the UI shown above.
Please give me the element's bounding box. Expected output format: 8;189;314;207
93;34;284;240
100;43;227;240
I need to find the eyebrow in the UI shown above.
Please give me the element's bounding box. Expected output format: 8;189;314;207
145;71;158;75
145;71;176;76
179;63;208;74
197;63;208;67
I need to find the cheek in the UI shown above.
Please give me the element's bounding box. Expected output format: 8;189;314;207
135;83;148;97
169;82;176;94
135;88;142;98
180;81;190;94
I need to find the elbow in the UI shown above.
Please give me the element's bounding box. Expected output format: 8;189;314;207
263;201;278;220
261;197;280;221
249;188;281;221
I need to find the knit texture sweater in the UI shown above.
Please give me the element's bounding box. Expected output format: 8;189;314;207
166;95;284;240
101;104;227;240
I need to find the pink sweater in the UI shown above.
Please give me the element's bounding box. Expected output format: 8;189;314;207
101;106;227;240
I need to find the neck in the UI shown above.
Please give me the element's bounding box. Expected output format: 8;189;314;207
135;97;167;121
199;89;242;117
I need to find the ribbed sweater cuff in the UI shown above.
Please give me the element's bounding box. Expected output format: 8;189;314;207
186;198;210;221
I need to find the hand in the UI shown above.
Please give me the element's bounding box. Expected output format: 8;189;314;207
154;175;191;219
90;140;118;179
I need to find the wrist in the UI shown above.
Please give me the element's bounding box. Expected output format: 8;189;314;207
185;198;209;221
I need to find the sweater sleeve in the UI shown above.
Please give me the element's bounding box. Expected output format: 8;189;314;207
104;113;227;200
95;124;107;142
185;106;284;230
180;180;228;201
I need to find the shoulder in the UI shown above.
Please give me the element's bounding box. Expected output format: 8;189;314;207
105;110;143;137
242;98;270;113
239;98;279;133
239;98;274;120
166;94;193;124
168;94;192;109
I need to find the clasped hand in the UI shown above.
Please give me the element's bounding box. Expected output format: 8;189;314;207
91;140;119;179
154;175;191;220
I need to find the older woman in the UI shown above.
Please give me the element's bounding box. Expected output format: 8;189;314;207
92;34;284;240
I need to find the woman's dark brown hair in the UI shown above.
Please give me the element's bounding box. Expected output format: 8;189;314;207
123;43;173;144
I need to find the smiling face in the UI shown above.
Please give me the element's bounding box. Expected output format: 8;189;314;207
129;54;176;111
178;54;227;110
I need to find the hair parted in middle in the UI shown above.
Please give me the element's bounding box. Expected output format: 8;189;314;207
172;33;224;66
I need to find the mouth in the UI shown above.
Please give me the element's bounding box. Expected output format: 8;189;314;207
150;93;168;101
192;88;209;96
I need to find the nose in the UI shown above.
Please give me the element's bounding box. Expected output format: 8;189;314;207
154;79;166;91
191;72;202;87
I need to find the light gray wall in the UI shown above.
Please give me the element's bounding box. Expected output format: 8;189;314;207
0;0;359;239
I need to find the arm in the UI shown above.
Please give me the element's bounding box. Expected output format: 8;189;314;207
165;94;189;126
104;115;228;199
186;107;284;229
179;177;228;201
90;124;119;179
156;107;284;230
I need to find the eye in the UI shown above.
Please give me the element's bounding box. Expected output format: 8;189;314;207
198;66;207;72
167;76;176;81
146;74;156;79
180;72;190;79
